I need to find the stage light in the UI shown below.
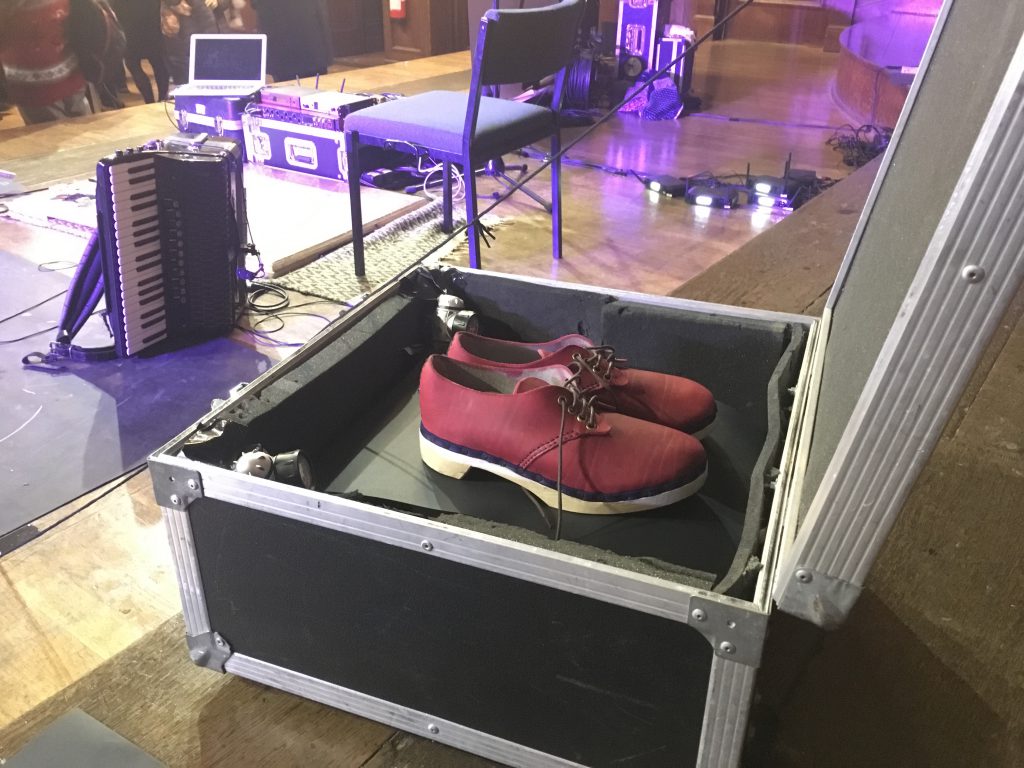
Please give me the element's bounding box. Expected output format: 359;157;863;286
756;195;776;207
642;174;688;197
754;181;773;194
685;184;739;209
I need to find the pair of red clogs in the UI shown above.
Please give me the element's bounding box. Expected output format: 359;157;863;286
418;332;716;516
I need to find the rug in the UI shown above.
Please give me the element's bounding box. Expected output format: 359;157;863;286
267;199;506;304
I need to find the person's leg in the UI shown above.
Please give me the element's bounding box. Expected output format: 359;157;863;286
148;52;171;101
126;56;155;103
16;89;92;124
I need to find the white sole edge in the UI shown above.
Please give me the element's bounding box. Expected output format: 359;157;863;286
419;433;707;515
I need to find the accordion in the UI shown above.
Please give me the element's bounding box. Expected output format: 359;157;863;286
94;135;247;357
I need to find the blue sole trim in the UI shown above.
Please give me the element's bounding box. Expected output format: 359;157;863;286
420;424;704;503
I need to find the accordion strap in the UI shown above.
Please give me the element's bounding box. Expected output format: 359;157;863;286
22;231;117;370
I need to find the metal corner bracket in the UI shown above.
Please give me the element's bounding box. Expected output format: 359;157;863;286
688;595;768;668
151;463;204;509
776;567;862;630
187;631;232;671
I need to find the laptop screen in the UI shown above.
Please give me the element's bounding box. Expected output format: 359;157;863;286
192;36;264;82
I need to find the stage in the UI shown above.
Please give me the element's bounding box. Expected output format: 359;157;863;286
0;38;1021;768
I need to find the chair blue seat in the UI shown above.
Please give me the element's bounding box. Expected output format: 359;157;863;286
345;91;556;158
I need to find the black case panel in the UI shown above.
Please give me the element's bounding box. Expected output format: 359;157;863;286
191;497;714;768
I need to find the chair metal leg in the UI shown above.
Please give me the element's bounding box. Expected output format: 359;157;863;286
345;130;366;277
464;153;482;270
551;129;562;261
442;160;453;233
484;156;552;212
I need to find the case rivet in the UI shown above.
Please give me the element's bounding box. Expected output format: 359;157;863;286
427;724;439;735
719;641;736;655
795;569;813;583
187;479;199;491
420;540;433;552
961;265;985;283
169;494;181;506
691;608;706;622
215;635;226;648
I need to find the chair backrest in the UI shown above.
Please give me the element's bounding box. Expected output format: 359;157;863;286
473;0;584;88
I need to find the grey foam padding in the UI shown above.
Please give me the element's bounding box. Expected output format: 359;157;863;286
5;709;165;768
801;0;1024;522
455;269;614;344
223;292;427;455
600;301;794;437
601;301;805;595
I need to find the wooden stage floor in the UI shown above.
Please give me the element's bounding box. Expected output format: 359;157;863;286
4;39;1019;768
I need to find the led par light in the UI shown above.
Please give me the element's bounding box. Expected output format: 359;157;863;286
685;184;739;209
643;174;689;197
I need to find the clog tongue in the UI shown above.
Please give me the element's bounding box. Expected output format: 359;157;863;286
513;377;550;394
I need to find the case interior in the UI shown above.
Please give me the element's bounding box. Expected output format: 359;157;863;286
189;270;807;598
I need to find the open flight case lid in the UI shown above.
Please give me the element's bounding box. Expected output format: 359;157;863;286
772;0;1024;627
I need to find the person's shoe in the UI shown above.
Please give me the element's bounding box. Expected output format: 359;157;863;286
446;332;717;438
418;355;707;515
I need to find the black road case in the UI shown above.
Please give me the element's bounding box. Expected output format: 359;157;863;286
150;1;1024;764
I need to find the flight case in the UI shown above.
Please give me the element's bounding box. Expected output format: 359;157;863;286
152;269;812;767
149;1;1024;764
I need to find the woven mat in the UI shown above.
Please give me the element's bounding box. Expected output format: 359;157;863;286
267;199;506;304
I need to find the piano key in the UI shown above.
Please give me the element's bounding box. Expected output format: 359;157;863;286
126;309;166;341
109;160;155;179
125;329;168;357
111;185;156;205
118;264;163;294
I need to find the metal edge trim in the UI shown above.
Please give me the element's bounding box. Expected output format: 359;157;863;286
161;504;210;636
823;0;954;310
465;267;816;327
755;320;818;609
225;653;587;768
767;308;830;607
158;454;768;629
696;654;758;768
781;34;1024;597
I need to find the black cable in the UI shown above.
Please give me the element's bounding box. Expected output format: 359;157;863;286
163;97;179;130
0;289;67;326
2;464;147;558
0;324;59;344
247;281;290;313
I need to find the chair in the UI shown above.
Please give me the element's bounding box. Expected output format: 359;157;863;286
343;0;584;276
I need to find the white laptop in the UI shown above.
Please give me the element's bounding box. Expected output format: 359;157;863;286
172;34;267;96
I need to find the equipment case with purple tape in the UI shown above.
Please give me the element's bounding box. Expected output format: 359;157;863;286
173;92;258;159
242;112;350;180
